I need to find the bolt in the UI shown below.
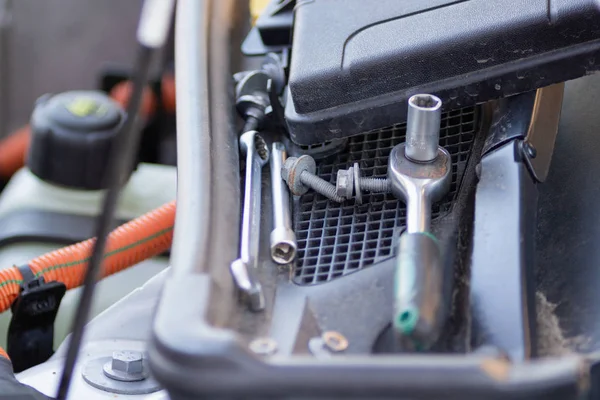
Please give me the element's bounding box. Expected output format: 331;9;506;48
524;141;537;158
335;163;391;202
282;155;345;202
103;350;147;382
300;171;345;202
112;351;143;374
360;177;392;192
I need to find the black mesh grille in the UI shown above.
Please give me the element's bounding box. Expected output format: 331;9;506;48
293;106;480;285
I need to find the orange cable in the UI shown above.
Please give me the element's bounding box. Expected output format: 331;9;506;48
0;201;175;312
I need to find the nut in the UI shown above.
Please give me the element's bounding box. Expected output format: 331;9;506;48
111;351;143;374
353;163;363;205
322;331;349;352
336;167;354;198
249;337;278;356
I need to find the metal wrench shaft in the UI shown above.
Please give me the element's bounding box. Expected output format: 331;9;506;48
230;130;269;311
388;94;451;349
240;133;267;267
270;142;297;264
405;186;431;234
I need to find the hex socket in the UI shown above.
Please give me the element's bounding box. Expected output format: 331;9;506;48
270;142;297;264
405;94;442;163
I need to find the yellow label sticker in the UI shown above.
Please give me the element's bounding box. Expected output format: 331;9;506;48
66;97;106;117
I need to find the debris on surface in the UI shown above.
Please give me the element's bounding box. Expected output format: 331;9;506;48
536;291;571;357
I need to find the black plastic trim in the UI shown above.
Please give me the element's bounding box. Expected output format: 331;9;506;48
482;94;536;157
285;0;600;145
470;140;538;361
0;210;126;249
7;278;66;372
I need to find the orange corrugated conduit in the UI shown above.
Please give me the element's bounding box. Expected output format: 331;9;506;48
0;124;31;181
0;201;175;313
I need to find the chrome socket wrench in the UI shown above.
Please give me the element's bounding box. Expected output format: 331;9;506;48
270;142;297;264
230;130;269;312
388;94;451;349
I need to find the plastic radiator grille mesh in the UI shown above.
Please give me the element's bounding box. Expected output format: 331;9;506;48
293;106;480;285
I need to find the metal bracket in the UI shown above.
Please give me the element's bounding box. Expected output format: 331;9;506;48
522;83;565;182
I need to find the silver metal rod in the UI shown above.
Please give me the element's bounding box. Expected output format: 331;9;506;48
230;130;268;311
239;131;268;267
405;187;431;234
405;94;442;163
270;143;290;234
270;142;297;264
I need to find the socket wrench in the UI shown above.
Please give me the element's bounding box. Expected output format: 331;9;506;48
270;142;297;264
388;94;451;349
230;130;269;311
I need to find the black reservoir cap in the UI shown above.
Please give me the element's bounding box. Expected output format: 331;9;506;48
27;90;126;190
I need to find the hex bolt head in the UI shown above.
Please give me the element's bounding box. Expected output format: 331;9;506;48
281;155;317;196
112;351;143;374
103;350;148;382
336;167;354;198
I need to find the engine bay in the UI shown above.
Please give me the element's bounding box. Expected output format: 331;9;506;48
1;0;600;399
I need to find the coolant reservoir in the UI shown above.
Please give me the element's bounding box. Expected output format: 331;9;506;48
0;91;176;349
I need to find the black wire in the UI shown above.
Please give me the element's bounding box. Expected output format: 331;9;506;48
55;45;153;400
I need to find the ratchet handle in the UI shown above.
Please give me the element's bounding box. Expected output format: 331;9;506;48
393;232;447;351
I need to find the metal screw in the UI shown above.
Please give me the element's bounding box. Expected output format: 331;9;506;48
335;163;391;202
523;141;537;158
359;178;392;193
249;337;278;356
103;351;147;382
282;155;345;202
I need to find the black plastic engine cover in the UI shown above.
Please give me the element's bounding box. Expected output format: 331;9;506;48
285;0;600;145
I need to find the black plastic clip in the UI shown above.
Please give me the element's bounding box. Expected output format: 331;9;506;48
7;267;66;373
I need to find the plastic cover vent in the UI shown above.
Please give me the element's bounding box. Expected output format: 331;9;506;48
293;106;480;285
